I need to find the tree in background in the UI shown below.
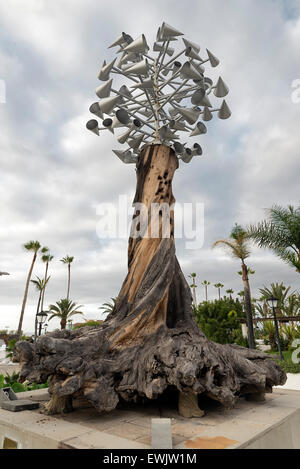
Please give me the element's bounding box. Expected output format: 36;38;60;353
48;299;83;330
214;283;224;300
225;289;234;299
99;298;117;316
40;247;54;312
201;280;210;301
60;256;74;301
213;224;256;349
31;275;50;339
17;241;42;339
188;273;197;306
248;204;300;273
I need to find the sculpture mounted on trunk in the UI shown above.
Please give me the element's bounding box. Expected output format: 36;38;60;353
17;22;286;416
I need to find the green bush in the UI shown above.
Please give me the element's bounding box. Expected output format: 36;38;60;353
274;350;300;374
194;298;245;344
0;373;48;393
74;320;103;329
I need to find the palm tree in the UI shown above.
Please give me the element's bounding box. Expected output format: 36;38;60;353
99;298;117;315
202;280;210;301
226;289;234;300
40;248;54;311
31;275;50;339
213;224;256;349
214;283;224;300
259;282;295;325
248;204;300;273
17;240;41;338
188;273;197;306
259;282;291;311
48;299;83;330
60;256;74;301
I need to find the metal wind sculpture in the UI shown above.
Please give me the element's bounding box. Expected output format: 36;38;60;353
16;23;285;418
86;22;231;164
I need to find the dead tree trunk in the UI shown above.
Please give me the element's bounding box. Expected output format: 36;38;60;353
16;144;286;415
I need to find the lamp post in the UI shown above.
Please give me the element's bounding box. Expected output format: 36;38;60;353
44;323;48;334
36;311;48;337
266;296;283;361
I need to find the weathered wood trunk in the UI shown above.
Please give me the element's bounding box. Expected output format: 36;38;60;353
16;144;286;415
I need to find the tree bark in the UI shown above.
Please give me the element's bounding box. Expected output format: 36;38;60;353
17;252;37;339
16;144;286;415
241;262;256;349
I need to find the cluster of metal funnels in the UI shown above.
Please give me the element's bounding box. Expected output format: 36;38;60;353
86;22;231;165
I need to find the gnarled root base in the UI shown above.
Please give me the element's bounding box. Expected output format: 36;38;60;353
16;321;286;416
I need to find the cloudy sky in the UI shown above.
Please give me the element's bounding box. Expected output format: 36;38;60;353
0;0;299;333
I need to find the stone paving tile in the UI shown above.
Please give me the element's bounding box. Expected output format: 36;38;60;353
61;430;149;449
100;421;149;441
171;421;209;438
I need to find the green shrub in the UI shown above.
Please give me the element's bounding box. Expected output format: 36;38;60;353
194;298;245;344
0;373;48;393
74;320;103;329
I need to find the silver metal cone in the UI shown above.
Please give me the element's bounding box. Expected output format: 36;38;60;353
170;120;188;131
86;119;99;136
102;118;114;134
191;88;206;106
214;77;229;98
124;34;149;54
117;128;132;144
206;49;220;68
90;102;103;119
128;134;144;150
190;122;207;136
181;148;193;163
182;38;200;53
177;107;200;125
95;79;113;99
158;126;178;142
173;141;184;154
218;100;231;119
202;106;213;121
98;95;122;115
180;62;203;80
192;143;203;155
185;47;202;61
111;109;131;129
160;22;184;39
199;94;212;108
98;58;116;81
108;34;126;49
119;85;133;99
125;59;149;76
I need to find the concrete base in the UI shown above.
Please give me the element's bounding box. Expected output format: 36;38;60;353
0;388;299;449
1;400;39;412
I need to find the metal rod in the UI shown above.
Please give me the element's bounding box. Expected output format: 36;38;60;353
159;48;186;72
157;79;189;111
